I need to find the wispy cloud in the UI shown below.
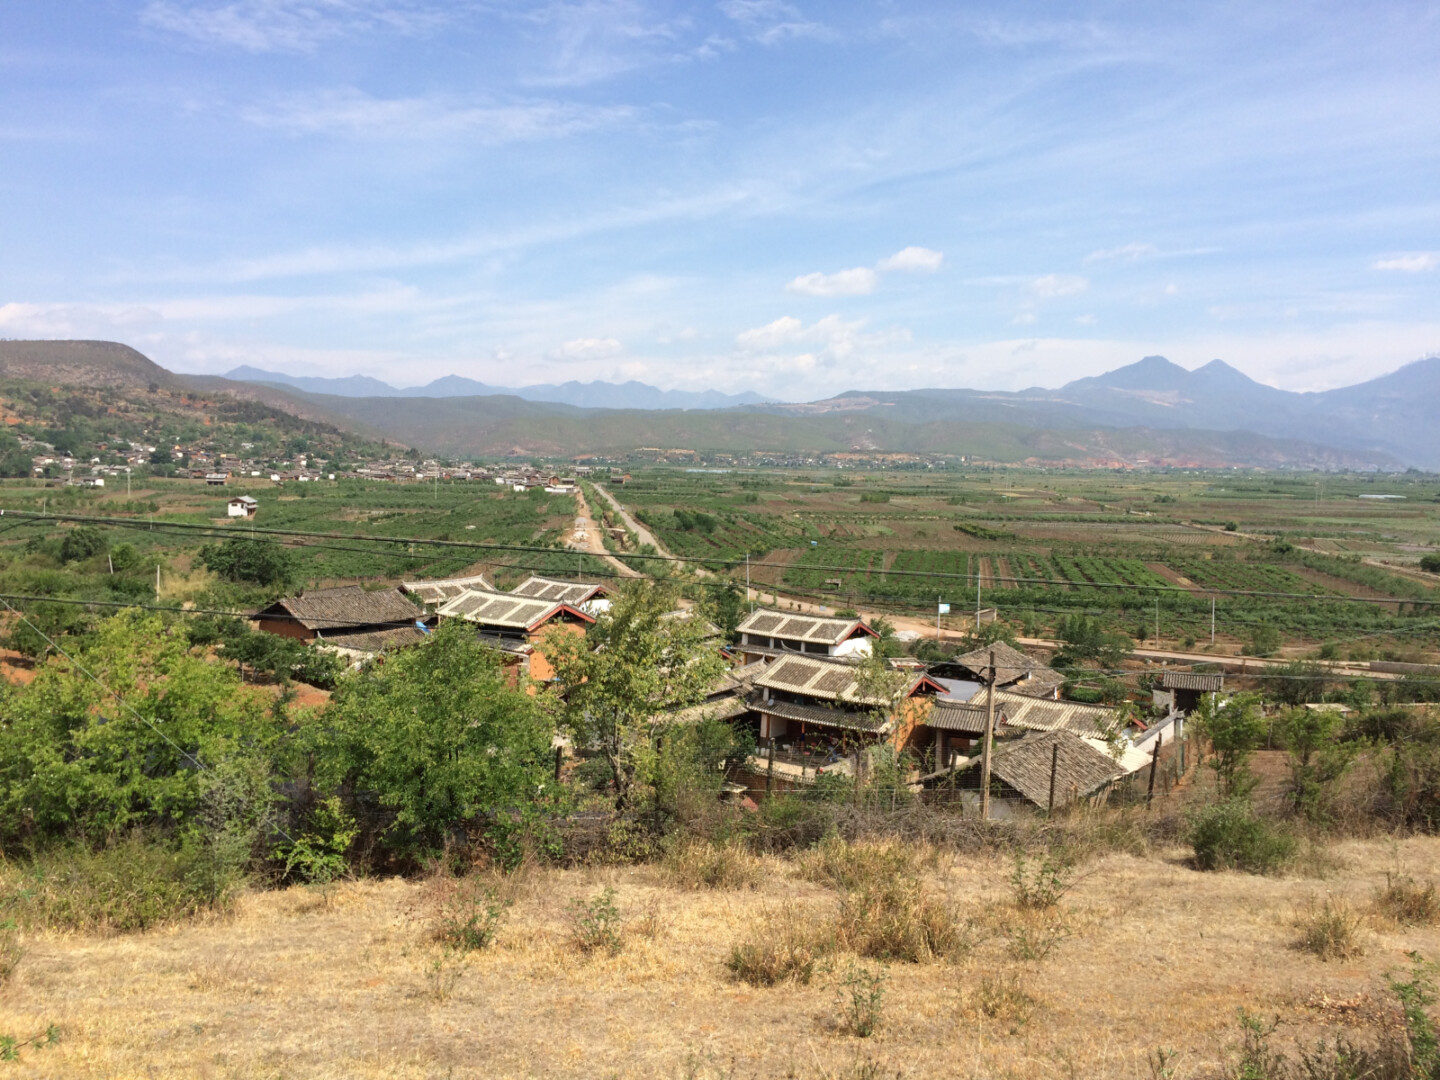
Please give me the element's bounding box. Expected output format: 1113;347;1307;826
1027;273;1088;299
784;267;878;297
140;0;449;53
516;1;697;86
718;1;832;45
1084;242;1159;264
550;336;624;361
1372;252;1438;272
239;88;636;142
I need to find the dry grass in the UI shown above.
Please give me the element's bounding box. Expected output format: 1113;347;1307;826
663;838;764;891
1371;873;1440;927
1293;895;1367;961
3;837;1440;1077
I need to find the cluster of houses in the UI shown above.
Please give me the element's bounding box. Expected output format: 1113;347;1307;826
251;571;1223;815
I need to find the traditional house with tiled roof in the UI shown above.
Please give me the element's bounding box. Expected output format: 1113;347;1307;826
436;587;595;681
400;573;494;608
935;641;1065;699
966;730;1128;812
509;576;609;614
733;609;878;665
749;654;944;769
254;586;427;656
1153;670;1224;714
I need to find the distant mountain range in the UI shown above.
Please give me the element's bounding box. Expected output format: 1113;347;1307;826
0;340;1434;468
746;355;1440;468
223;365;771;411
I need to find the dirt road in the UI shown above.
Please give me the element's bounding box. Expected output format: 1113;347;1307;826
568;489;642;578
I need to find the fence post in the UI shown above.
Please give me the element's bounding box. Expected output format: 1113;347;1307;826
766;738;775;795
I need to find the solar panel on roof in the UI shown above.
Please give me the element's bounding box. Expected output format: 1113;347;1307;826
767;659;817;687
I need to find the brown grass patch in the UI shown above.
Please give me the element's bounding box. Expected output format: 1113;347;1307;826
1371;872;1440;927
1293;895;1366;961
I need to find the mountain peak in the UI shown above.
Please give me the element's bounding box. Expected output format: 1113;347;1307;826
1063;355;1191;392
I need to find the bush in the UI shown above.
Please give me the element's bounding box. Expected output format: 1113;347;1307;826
1189;800;1296;874
0;920;21;983
727;908;826;986
433;878;509;952
835;962;887;1037
1372;874;1440;927
0;835;241;934
1420;553;1440;574
1010;852;1077;910
1294;896;1365;961
799;836;919;892
963;973;1038;1031
198;537;296;589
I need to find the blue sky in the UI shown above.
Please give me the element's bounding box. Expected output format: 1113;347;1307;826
1;1;1437;399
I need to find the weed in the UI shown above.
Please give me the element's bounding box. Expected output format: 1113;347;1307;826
1295;896;1366;961
568;887;623;956
277;796;357;910
1372;874;1440;927
664;838;762;891
433;880;509;952
1147;1047;1180;1079
1388;953;1438;1076
727;908;826;986
964;972;1038;1032
188;952;260;994
421;949;465;1003
1232;1010;1286;1080
1010;852;1077;910
0;921;22;984
1005;909;1071;963
0;1024;59;1063
1189;799;1296;874
836;962;888;1038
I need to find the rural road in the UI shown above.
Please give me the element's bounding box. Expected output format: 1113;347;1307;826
592;483;714;578
568;488;642;578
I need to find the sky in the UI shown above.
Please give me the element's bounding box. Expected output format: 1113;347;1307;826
1;1;1438;400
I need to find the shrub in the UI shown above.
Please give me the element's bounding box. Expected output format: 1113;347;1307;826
1420;554;1440;574
1294;896;1365;961
567;887;623;956
0;835;240;934
198;537;296;589
727;908;826;986
1372;874;1440;927
964;973;1038;1031
799;836;918;892
836;962;887;1037
664;838;762;891
433;879;509;952
1189;800;1296;874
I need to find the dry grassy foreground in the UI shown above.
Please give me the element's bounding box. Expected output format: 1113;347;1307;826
4;837;1440;1079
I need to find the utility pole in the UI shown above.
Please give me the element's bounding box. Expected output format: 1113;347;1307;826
126;468;131;497
980;648;996;820
155;564;161;601
1155;598;1160;647
975;573;981;629
936;595;941;639
1211;596;1216;646
746;552;752;612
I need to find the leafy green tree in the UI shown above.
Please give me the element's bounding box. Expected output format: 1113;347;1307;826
543;581;727;810
1192;692;1267;798
1259;660;1331;706
315;620;554;855
1421;553;1440;574
4;601;93;660
1053;614;1132;669
702;582;746;643
1246;623;1282;658
58;526;108;564
199;537;296;590
0;611;284;846
1274;706;1352;820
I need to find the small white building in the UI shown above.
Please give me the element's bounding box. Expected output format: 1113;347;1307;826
227;495;259;518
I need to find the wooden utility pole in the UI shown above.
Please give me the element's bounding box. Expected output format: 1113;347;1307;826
1047;742;1058;816
1147;732;1163;806
980;648;996;819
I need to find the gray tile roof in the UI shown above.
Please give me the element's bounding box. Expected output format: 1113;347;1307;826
401;573;494;605
437;588;594;631
987;730;1126;807
737;609;876;646
1161;671;1224;692
968;689;1118;738
510;576;606;605
262;586;419;631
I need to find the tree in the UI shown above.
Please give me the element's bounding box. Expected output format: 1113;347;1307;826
1274;706;1352;820
1053;614;1132;669
58;526;108;564
316;620;554;855
199;537;296;590
0;611;283;846
702;582;746;643
542;581;726;810
1421;553;1440;574
1246;623;1282;658
1191;693;1267;798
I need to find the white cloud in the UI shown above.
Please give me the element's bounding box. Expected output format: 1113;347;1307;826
877;246;944;273
1027;274;1089;299
239;88;636;142
140;0;448;53
736;315;806;349
551;336;624;360
735;314;907;366
1372;252;1438;272
785;267;878;297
